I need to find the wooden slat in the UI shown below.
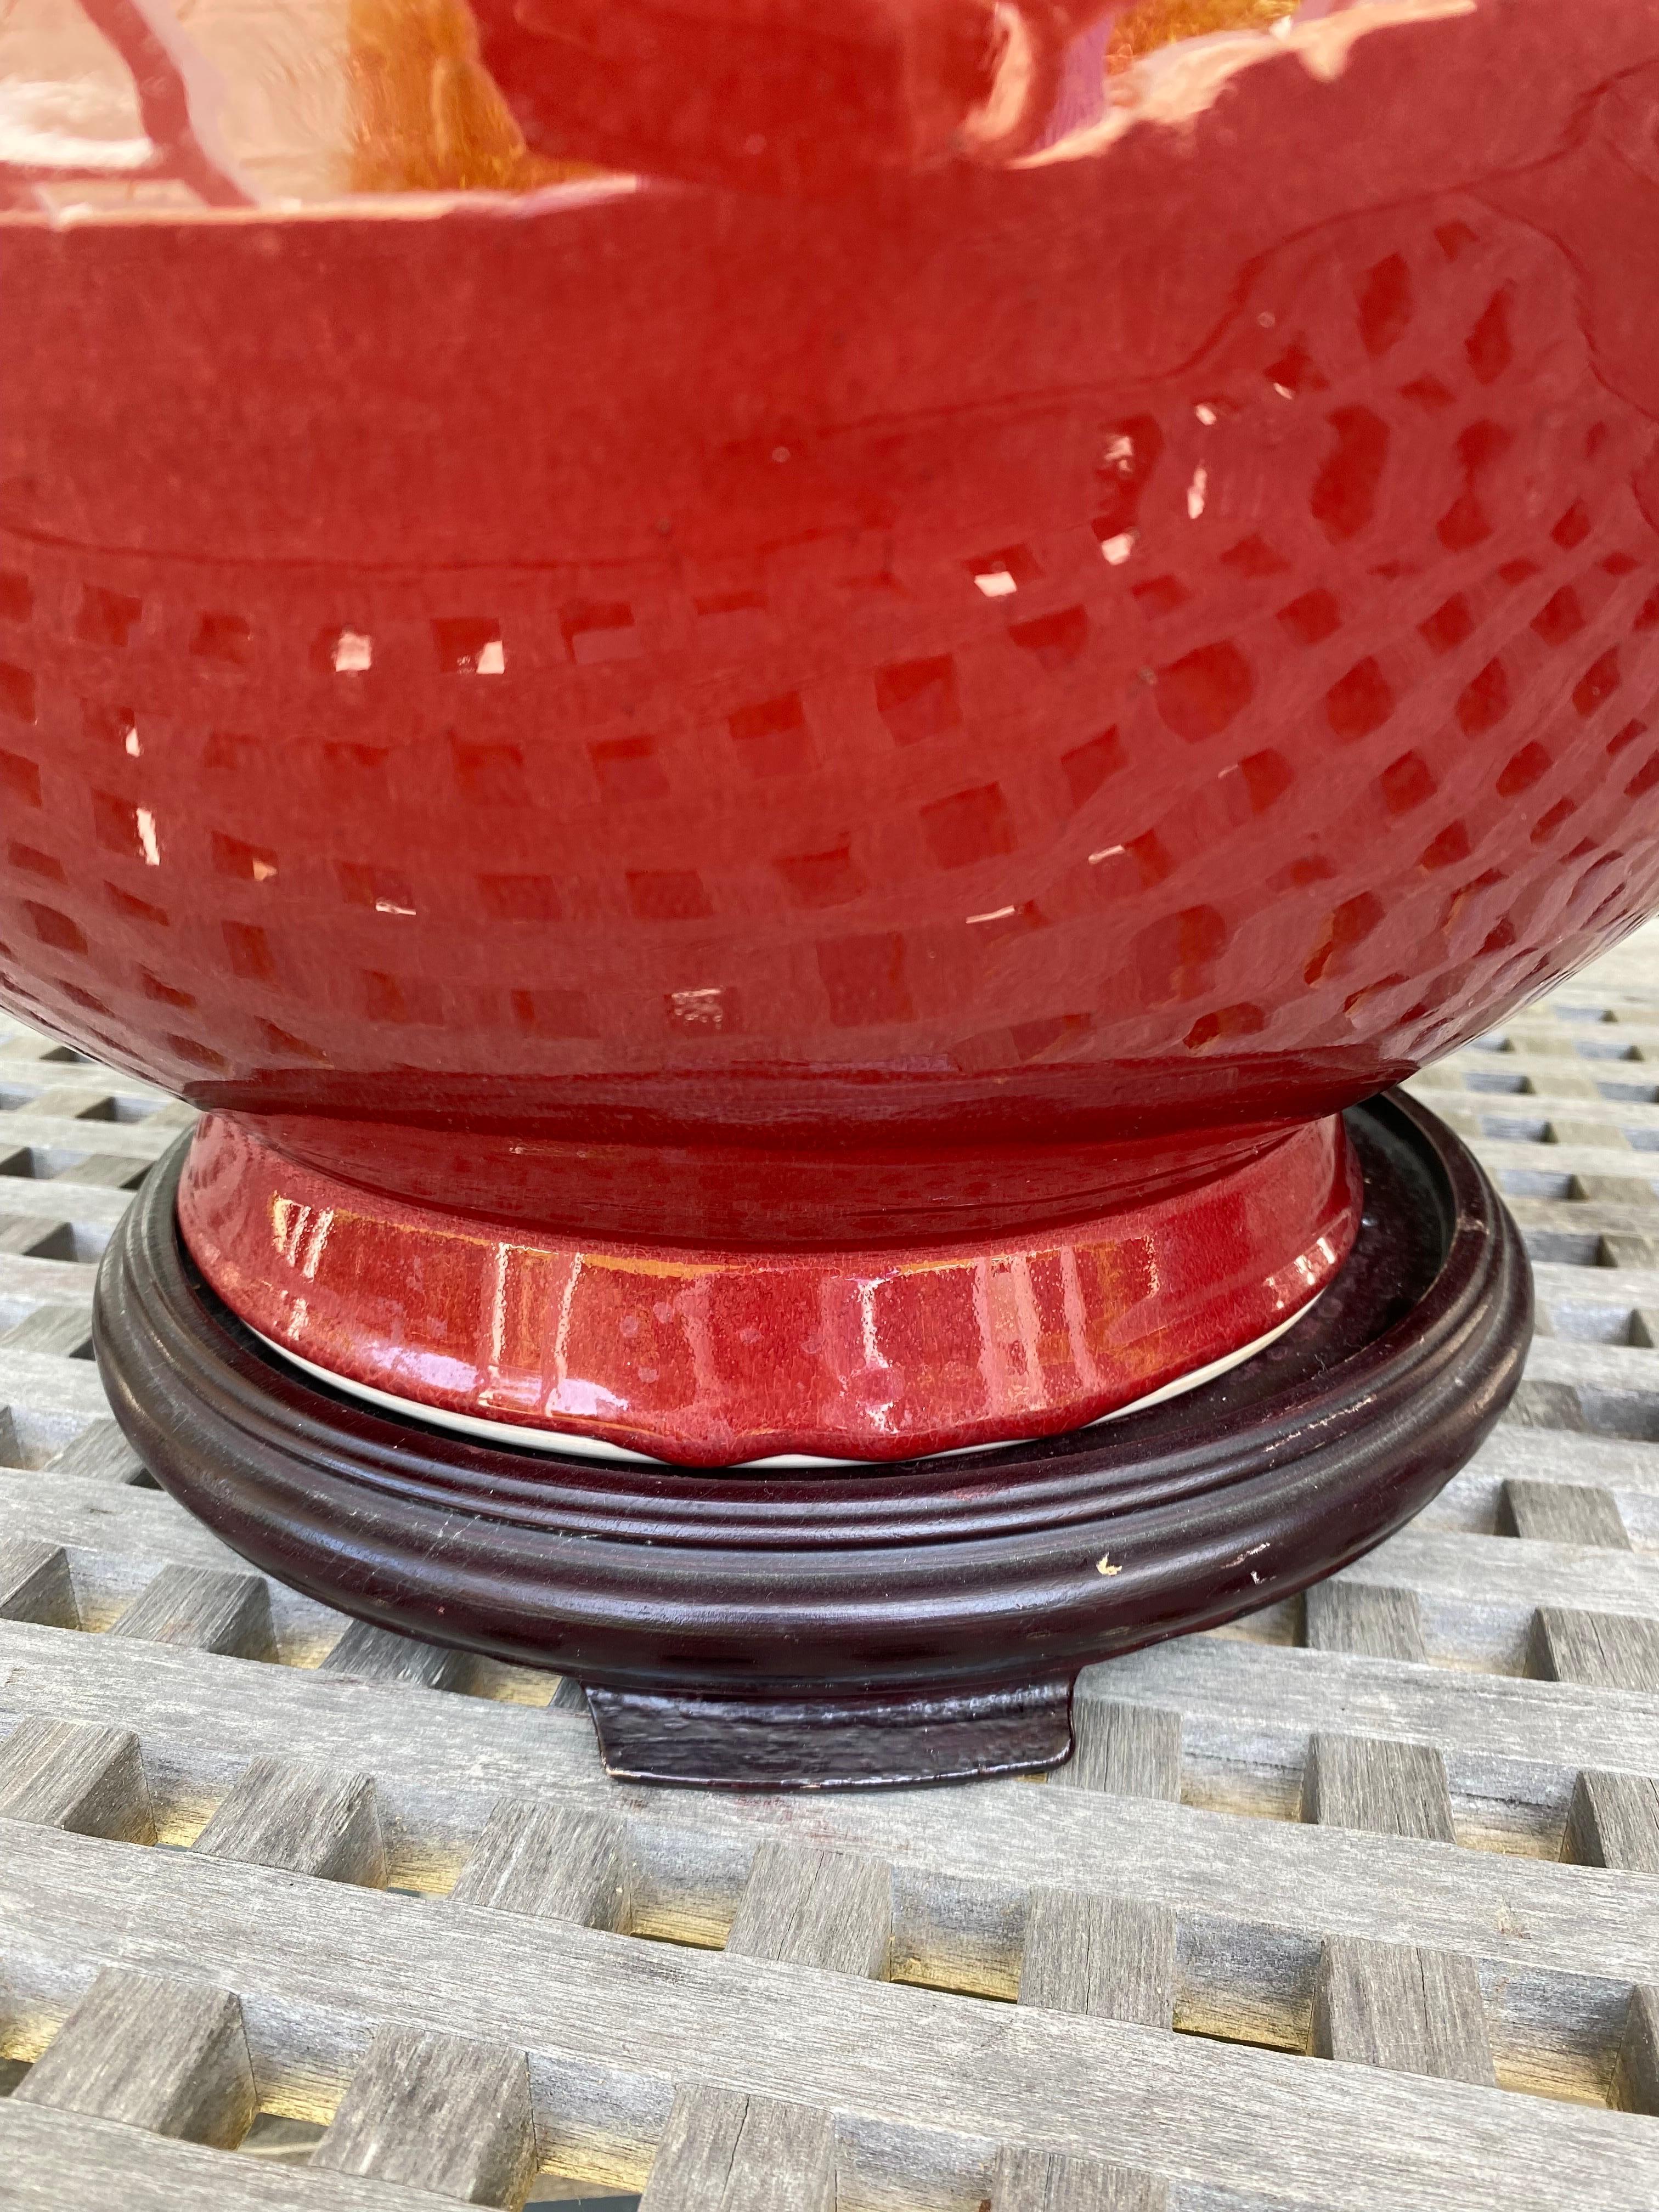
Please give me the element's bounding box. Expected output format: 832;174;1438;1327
313;2026;537;2206
1544;1118;1633;1150
1600;1231;1659;1269
1051;1700;1181;1798
6;1619;1659;2008
7;1820;1653;2212
1149;1524;1659;1645
41;1419;148;1485
993;2145;1167;2212
1302;1734;1457;1844
109;1564;276;1660
0;1112;172;1161
1571;1174;1659;1209
1501;1381;1589;1432
725;1842;892;1980
0;1035;79;1060
1500;1480;1631;1548
193;1758;387;1886
1562;1771;1659;1876
0;1469;349;1649
1311;1939;1494;2085
0;2104;460;2212
0;1215;78;1257
49;1153;153;1189
320;1620;464;1689
1530;1609;1659;1691
0;1249;95;1305
0;1717;154;1842
0;1534;77;1626
23;1084;150;1121
1305;1582;1426;1662
1019;1891;1175;2028
1094;1630;1659;1778
15;1967;256;2146
452;1798;629;1929
0;1304;93;1356
0;1175;150;1239
1616;1988;1659;2116
638;2085;834;2212
1437;1423;1658;1514
1515;1336;1659;1403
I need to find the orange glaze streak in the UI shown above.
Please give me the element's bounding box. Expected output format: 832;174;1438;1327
1108;0;1301;72
348;0;608;194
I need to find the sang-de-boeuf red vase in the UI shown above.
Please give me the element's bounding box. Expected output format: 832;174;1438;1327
2;0;1657;1466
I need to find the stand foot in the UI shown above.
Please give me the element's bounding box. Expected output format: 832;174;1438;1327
586;1679;1075;1789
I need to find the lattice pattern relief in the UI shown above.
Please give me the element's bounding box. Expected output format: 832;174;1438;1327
5;159;1659;1095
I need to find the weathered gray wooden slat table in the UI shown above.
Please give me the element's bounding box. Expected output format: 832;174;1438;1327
7;925;1659;2210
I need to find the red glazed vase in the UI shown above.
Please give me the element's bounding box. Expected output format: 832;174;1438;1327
2;0;1657;1465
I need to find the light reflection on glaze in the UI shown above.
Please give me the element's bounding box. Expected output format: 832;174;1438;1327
179;1107;1359;1464
1;0;1489;215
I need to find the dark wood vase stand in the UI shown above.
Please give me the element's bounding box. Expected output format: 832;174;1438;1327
92;1090;1530;1789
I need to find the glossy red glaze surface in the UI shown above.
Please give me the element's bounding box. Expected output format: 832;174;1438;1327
180;1107;1358;1464
3;2;1659;1458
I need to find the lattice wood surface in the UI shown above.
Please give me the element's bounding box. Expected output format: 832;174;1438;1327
9;932;1659;2209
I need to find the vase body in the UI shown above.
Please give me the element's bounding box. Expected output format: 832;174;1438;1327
1;0;1656;1462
